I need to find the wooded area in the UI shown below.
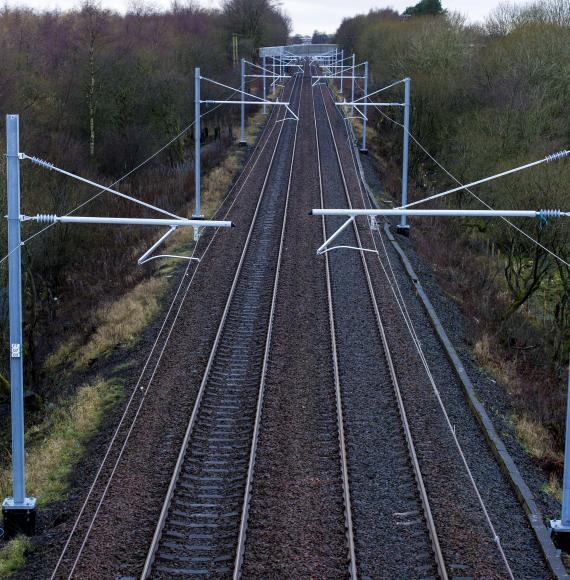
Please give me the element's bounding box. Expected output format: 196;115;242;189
336;0;570;462
0;0;289;407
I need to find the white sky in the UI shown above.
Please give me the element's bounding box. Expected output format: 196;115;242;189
4;0;531;35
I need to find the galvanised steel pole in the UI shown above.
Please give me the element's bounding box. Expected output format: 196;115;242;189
194;68;202;220
2;115;36;537
360;61;368;153
551;353;570;547
340;49;344;93
262;55;267;115
562;354;570;526
240;58;246;145
398;77;411;234
351;53;356;116
6;115;25;506
272;56;276;96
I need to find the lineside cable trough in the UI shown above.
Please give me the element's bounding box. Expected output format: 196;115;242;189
2;114;233;537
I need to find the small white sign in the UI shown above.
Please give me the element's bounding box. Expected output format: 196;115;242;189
11;343;21;358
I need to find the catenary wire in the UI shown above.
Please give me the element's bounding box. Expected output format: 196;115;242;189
334;87;516;578
49;85;287;580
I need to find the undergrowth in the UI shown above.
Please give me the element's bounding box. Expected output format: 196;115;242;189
0;107;268;576
347;108;566;497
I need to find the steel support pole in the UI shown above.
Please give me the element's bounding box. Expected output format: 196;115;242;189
551;354;570;547
340;49;344;93
335;49;339;90
2;115;37;538
240;58;246;145
360;61;368;153
397;77;411;235
351;53;356;116
194;68;202;222
562;355;570;527
272;56;276;96
6;115;24;506
262;55;267;114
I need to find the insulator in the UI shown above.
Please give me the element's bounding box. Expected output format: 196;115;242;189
27;156;55;171
545;150;570;163
35;214;58;223
538;209;561;220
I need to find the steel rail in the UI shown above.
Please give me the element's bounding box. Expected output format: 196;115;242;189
327;80;518;578
232;66;305;580
47;72;296;580
140;72;301;579
316;77;449;580
310;65;358;580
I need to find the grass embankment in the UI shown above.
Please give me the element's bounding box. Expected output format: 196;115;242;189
0;109;267;575
344;109;564;499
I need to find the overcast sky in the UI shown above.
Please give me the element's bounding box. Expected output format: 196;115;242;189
4;0;531;35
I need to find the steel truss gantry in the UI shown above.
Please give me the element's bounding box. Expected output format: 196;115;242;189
2;114;233;537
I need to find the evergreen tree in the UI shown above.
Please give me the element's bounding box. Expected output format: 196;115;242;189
404;0;444;17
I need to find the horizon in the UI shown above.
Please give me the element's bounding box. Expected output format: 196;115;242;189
2;0;534;36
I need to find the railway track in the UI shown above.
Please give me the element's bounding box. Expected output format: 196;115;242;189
141;69;303;578
313;73;447;578
237;63;358;579
317;74;550;577
19;56;555;580
45;68;303;580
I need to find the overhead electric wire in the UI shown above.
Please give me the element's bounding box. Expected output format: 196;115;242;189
0;77;261;268
49;84;287;580
374;108;570;269
334;85;516;578
350;76;570;270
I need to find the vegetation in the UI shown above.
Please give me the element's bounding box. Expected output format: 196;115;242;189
0;1;287;566
0;0;288;406
336;1;570;475
404;0;444;17
0;536;32;578
0;377;122;505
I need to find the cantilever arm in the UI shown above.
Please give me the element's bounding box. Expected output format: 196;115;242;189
138;227;201;265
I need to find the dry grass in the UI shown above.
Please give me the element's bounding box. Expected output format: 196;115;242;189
514;414;561;467
46;277;167;373
473;334;518;394
46;111;266;376
544;471;562;502
0;378;122;505
0;536;33;579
